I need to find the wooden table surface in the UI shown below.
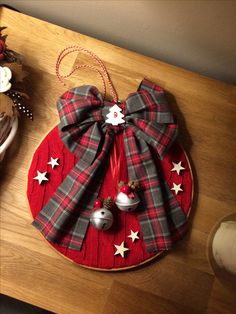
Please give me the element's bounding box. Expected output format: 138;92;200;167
0;7;235;314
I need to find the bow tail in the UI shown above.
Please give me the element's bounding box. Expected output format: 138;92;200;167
124;128;187;253
32;133;114;251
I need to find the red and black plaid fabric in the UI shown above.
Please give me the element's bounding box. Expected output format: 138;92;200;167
32;79;187;253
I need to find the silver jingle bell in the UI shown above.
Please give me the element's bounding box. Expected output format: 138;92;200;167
90;207;113;230
115;192;140;212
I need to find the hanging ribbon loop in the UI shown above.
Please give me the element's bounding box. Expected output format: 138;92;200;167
55;45;118;102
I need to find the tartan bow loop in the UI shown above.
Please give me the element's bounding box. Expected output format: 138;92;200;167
124;86;178;159
57;85;105;163
58;85;103;130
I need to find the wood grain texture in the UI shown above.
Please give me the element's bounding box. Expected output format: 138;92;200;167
0;7;235;314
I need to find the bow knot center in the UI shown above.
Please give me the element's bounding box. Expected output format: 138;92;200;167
106;124;124;134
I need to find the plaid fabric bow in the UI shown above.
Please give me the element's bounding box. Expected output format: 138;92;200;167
33;79;187;253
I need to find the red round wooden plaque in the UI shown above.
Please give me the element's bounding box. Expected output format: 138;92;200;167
27;126;193;271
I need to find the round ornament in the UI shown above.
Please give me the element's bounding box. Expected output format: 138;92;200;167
28;126;193;271
27;78;194;271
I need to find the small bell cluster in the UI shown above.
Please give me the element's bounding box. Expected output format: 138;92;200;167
90;181;141;231
116;181;141;212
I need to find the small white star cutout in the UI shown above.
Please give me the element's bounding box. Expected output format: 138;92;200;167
171;183;183;195
114;241;129;258
33;171;48;185
128;230;139;242
48;157;59;169
171;161;185;175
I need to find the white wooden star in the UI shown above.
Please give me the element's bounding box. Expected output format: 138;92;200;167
171;183;183;195
48;157;59;169
128;230;139;242
114;241;129;258
33;171;48;185
171;161;185;175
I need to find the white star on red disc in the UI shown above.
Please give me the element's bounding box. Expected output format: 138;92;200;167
171;161;185;175
114;241;129;258
48;157;59;169
33;171;48;185
128;230;139;242
171;183;183;195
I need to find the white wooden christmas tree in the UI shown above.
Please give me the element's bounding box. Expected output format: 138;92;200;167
106;104;125;126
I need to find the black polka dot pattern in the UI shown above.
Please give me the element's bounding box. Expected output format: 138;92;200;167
5;90;33;120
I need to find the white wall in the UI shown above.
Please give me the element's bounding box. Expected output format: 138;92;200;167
2;0;236;84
